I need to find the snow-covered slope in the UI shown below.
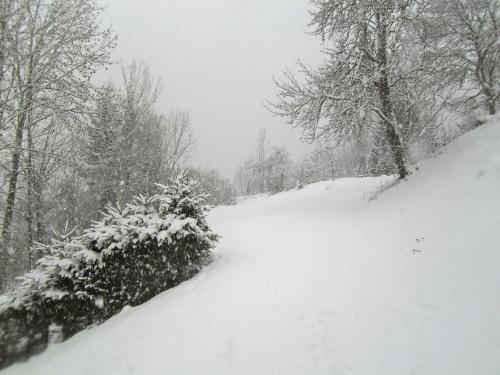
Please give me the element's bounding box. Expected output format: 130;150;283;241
4;116;500;375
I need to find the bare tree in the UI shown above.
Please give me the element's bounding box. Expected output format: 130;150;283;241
269;0;437;179
255;128;268;192
0;0;115;244
424;0;500;114
0;0;115;291
80;64;195;219
162;111;195;179
234;131;293;195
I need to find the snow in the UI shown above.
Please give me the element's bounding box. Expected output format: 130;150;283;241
6;247;16;256
3;115;500;374
41;289;68;301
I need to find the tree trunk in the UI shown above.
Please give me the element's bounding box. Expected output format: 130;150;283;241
2;111;26;240
376;13;409;179
0;0;10;287
25;126;35;269
0;0;8;88
0;100;27;291
487;96;496;115
34;176;44;244
2;62;33;243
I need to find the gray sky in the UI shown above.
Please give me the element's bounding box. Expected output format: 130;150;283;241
99;0;323;177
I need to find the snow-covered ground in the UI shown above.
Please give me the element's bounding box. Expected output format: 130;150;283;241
4;116;500;374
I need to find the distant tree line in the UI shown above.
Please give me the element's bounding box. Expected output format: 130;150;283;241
235;129;294;195
187;167;236;206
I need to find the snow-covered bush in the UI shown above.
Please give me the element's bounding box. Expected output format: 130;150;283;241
0;174;219;368
76;176;218;314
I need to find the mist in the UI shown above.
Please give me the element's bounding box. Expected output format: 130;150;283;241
98;0;323;177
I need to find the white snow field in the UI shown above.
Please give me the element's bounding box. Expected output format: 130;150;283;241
4;116;500;374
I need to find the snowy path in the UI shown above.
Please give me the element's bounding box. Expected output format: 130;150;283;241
4;117;500;374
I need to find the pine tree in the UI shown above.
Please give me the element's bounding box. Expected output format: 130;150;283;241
0;174;219;368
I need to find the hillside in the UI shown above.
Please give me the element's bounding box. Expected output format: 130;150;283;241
3;115;500;375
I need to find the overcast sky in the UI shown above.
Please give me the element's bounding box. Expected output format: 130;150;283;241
98;0;323;177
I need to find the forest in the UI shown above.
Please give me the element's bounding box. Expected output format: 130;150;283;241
0;0;499;372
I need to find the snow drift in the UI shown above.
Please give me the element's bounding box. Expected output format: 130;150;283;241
3;115;500;374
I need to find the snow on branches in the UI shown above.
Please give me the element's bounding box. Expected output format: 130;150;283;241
0;174;219;368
